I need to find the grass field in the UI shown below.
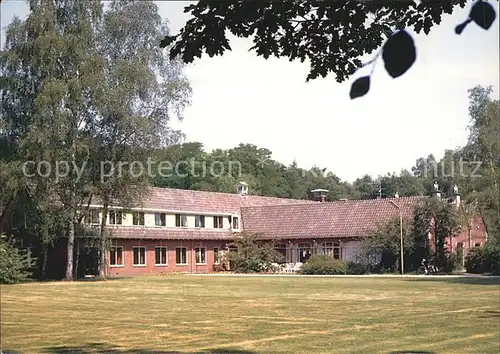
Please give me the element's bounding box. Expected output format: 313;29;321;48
1;275;499;354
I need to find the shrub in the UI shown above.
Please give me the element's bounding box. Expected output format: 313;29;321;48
300;255;347;275
0;234;31;284
225;233;284;273
484;243;500;275
346;261;369;275
465;244;500;274
443;253;462;274
465;246;486;273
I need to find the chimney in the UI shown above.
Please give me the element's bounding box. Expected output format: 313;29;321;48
237;181;248;196
431;181;441;199
311;189;329;202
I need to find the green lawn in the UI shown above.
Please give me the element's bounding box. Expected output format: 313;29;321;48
1;275;499;354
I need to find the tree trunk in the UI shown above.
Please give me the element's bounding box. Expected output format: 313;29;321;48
40;243;48;280
97;200;109;279
64;220;75;280
73;237;80;279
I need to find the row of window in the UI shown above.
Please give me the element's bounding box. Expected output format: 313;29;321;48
274;242;342;262
109;246;221;266
86;210;239;229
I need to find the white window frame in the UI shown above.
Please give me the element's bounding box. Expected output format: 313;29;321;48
195;215;206;228
213;216;223;229
155;246;168;266
110;246;124;267
176;247;188;265
322;242;334;257
175;214;188;227
85;210;100;225
155;213;166;227
333;242;341;260
195;247;206;265
297;243;312;263
109;210;123;225
232;216;239;229
132;246;146;267
133;212;145;226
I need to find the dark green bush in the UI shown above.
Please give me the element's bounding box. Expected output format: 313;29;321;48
465;243;500;274
465;246;486;273
300;255;347;275
484;243;500;275
0;234;31;284
346;261;369;275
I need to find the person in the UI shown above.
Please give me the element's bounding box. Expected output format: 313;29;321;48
421;258;428;274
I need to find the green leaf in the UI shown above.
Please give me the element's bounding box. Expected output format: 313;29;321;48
470;0;496;30
382;30;416;79
349;76;370;100
160;35;175;49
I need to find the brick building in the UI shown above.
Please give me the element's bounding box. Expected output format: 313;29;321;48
0;182;488;277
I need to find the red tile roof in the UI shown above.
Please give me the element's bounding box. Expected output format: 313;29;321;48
94;187;316;214
241;197;425;239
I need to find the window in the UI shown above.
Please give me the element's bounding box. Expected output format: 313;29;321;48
195;247;206;264
109;210;123;225
195;215;205;228
155;213;166;226
176;247;187;265
110;247;123;266
213;216;223;228
85;210;100;224
297;243;312;263
322;242;334;257
133;247;146;266
475;243;481;247
333;242;341;260
214;247;220;264
274;243;287;262
175;214;188;227
155;247;168;265
133;212;145;226
232;216;239;229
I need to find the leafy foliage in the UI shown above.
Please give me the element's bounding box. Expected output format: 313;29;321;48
0;234;31;284
300;255;347;275
162;1;471;83
1;0;191;280
465;243;500;275
160;1;496;98
225;233;284;273
361;217;413;272
411;198;460;271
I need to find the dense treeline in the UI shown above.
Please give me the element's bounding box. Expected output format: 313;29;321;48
152;86;499;242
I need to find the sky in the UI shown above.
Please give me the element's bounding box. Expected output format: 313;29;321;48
1;0;499;182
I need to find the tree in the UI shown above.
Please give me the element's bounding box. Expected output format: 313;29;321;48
1;0;104;280
360;217;413;272
225;233;284;273
462;86;500;241
411;198;460;271
0;233;31;284
160;1;496;98
90;0;191;278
